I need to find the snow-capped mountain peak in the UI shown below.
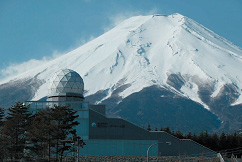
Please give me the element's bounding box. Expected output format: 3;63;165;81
1;13;242;112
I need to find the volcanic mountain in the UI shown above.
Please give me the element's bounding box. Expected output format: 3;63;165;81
1;13;242;133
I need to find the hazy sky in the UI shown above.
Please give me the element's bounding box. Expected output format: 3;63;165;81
0;0;241;78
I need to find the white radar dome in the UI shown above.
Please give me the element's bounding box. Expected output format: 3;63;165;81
48;69;84;97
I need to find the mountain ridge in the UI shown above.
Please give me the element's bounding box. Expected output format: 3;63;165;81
1;13;242;132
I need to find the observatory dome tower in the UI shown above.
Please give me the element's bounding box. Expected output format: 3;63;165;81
47;69;84;101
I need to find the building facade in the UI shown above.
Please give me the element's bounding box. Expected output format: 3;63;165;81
26;69;216;157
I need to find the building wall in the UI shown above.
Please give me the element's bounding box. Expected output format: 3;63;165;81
179;139;217;157
79;139;158;156
89;104;106;116
88;109;217;157
89;109;150;140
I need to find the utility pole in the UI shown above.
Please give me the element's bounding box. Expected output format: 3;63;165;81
76;139;79;162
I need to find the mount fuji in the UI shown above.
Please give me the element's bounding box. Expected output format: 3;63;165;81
1;13;242;133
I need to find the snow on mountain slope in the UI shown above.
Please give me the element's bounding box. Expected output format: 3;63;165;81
1;13;242;111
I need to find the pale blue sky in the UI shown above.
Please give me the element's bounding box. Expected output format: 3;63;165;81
0;0;241;77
